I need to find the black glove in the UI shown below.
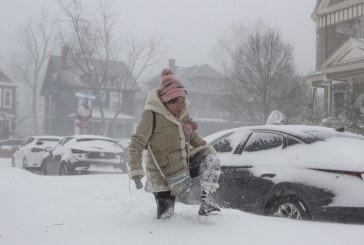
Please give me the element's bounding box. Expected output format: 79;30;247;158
133;176;143;189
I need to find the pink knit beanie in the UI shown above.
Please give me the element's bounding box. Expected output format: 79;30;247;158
160;68;187;103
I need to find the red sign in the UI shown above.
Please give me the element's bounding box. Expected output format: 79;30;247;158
76;120;88;128
76;105;92;121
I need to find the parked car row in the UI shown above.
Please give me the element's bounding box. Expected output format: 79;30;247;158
8;124;364;224
11;135;128;175
179;125;364;224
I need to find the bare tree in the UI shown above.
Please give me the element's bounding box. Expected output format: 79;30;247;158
57;0;163;135
9;9;58;134
217;24;307;125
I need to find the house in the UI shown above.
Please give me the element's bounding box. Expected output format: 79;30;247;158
40;47;139;138
306;0;364;132
0;70;16;139
136;59;239;137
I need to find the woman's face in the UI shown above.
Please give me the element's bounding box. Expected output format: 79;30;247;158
165;97;186;116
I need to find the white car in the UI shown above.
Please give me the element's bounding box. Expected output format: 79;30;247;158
179;125;364;224
11;136;62;171
42;135;126;175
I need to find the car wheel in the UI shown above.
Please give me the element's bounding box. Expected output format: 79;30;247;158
22;158;28;170
270;196;310;220
59;163;69;176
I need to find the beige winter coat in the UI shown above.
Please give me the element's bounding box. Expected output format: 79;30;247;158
128;88;207;193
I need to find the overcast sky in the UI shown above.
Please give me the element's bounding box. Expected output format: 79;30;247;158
0;0;317;77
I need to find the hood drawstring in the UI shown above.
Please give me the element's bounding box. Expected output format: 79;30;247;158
187;133;191;167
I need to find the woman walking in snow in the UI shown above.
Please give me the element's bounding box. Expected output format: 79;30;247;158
128;68;221;219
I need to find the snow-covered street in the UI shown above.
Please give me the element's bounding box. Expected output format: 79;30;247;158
1;158;364;245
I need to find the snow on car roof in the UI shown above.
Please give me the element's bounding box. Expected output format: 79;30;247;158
204;125;346;143
33;135;62;141
212;125;364;172
70;135;117;142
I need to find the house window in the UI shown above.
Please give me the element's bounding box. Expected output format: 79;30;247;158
3;89;12;109
334;92;345;110
48;95;56;113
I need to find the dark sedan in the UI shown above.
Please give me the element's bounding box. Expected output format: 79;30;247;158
179;125;364;223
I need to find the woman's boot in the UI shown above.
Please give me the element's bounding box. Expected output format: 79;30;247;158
199;183;220;216
154;191;176;219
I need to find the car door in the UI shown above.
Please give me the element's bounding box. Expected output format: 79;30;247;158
220;166;253;209
209;130;252;209
13;137;34;167
45;137;73;175
234;131;284;214
27;140;47;166
30;139;60;167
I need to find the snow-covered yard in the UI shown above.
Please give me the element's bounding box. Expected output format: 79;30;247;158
1;158;364;245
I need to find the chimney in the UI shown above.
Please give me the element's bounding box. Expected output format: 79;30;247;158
61;46;69;69
168;59;177;74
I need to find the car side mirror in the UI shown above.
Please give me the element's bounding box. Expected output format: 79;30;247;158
45;146;53;153
13;145;20;151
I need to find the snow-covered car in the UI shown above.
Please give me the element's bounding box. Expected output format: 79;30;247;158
0;139;24;158
41;135;127;175
11;136;62;171
179;125;364;223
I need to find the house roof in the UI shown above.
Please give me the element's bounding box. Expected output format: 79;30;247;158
41;55;140;95
146;64;226;94
0;70;13;83
306;38;364;84
320;38;364;71
312;0;364;19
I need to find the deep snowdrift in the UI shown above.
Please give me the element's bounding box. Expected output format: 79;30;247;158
1;159;364;245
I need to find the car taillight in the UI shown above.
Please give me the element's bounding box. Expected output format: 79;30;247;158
312;168;363;179
344;171;361;177
71;149;88;154
342;171;362;179
31;147;44;153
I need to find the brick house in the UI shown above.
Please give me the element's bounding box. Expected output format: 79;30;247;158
40;47;139;138
0;70;16;139
306;0;364;131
